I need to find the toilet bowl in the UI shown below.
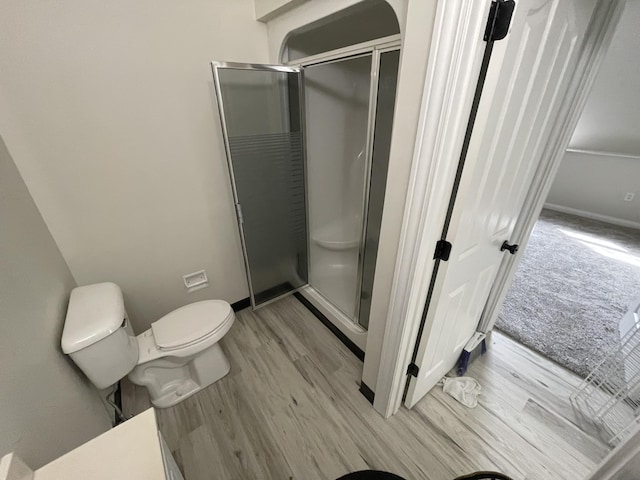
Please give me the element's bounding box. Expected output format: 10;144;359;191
61;282;235;408
128;300;234;407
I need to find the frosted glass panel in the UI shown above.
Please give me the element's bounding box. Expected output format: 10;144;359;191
305;55;372;319
358;50;400;329
215;67;308;306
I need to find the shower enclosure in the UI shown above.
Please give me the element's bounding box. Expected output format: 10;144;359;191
212;38;400;351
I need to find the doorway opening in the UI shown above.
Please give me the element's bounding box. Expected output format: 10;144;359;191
496;209;640;383
385;0;626;477
495;0;640;447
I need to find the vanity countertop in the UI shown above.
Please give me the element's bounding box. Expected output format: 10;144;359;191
35;408;166;480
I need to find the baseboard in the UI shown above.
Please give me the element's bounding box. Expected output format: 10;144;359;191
544;203;640;230
359;382;375;404
293;292;365;362
254;282;294;305
231;297;251;312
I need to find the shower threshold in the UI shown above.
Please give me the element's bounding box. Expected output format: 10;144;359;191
295;285;367;359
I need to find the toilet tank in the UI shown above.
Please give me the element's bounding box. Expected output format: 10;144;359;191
61;282;139;389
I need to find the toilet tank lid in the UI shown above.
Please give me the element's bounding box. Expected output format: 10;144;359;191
61;282;126;354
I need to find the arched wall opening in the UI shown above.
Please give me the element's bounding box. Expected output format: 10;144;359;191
262;0;439;406
270;0;403;355
281;0;400;62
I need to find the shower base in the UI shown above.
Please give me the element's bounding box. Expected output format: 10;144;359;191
297;285;367;352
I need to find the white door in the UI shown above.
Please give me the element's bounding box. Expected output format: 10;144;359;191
405;0;598;407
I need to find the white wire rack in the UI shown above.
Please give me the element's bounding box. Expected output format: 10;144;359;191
570;298;640;447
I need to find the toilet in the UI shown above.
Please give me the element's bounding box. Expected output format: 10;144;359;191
61;282;235;408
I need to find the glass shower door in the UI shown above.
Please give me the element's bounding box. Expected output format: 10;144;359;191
212;62;308;307
304;55;373;319
357;49;401;329
303;48;400;328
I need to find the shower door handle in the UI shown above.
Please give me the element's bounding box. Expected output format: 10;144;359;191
235;203;244;224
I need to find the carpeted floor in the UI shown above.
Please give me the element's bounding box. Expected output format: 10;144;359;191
496;209;640;379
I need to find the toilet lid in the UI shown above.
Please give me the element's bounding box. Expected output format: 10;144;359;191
151;300;233;350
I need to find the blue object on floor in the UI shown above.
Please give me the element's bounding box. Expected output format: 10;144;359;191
457;334;487;376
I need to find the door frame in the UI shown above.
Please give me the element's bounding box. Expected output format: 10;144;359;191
372;0;624;419
291;35;401;68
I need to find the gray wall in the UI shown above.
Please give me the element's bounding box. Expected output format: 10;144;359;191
285;0;400;61
546;151;640;226
569;0;640;155
548;0;640;226
0;135;110;468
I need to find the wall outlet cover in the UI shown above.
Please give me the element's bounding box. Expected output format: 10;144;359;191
624;192;635;202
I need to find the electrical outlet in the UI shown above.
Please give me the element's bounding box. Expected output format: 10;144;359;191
624;192;635;202
183;270;208;292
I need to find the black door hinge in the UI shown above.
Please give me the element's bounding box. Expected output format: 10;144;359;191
407;363;420;377
434;240;452;261
484;0;515;42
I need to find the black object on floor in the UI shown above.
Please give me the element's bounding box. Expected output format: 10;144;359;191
337;471;406;480
454;472;513;480
114;380;122;425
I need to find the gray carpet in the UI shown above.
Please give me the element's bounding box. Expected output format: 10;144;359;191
496;209;640;379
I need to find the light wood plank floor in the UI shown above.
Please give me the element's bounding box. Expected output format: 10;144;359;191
122;296;609;480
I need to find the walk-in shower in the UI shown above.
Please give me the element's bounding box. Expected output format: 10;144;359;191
299;45;400;350
211;9;400;353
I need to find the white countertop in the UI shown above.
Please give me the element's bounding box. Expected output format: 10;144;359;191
34;409;166;480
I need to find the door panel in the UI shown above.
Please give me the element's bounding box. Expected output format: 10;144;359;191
358;49;401;329
405;0;597;407
304;55;372;319
212;63;308;307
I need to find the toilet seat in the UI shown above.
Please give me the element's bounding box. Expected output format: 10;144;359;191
151;300;233;352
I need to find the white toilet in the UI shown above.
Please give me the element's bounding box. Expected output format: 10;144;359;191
61;282;235;408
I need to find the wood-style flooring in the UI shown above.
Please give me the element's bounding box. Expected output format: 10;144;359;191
122;296;609;480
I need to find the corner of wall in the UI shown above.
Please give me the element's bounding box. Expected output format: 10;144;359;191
0;132;111;468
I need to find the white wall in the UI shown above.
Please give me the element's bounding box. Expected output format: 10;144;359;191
284;1;402;61
0;134;110;468
0;0;270;332
254;0;309;22
265;0;407;64
546;150;640;227
569;0;640;155
547;0;640;227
